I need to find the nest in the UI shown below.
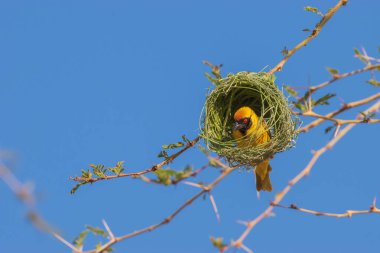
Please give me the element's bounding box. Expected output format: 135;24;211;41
200;72;298;166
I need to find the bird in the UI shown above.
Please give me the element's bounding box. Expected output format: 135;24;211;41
232;106;273;192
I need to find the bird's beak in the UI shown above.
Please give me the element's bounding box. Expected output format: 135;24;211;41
233;121;245;131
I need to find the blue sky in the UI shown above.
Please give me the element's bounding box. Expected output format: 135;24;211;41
0;0;379;252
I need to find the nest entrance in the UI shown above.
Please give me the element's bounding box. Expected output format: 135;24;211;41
200;72;297;166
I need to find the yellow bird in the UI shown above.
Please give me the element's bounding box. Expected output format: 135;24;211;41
232;106;273;192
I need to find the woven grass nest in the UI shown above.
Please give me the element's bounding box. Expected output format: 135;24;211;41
200;71;298;166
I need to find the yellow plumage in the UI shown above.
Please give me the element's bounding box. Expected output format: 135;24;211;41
232;106;273;192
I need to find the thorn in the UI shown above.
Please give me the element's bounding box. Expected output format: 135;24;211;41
182;181;204;189
102;219;115;239
209;192;221;222
240;243;254;253
236;220;249;226
333;124;341;138
370;197;377;211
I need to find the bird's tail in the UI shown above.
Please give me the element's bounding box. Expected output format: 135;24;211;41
254;160;272;192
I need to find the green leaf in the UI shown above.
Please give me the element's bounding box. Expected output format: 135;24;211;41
197;144;209;155
73;230;88;250
304;6;323;16
354;48;368;63
86;225;107;237
205;73;221;86
154;169;176;185
96;242;113;252
292;101;306;111
70;182;89;194
367;79;380;87
173;171;187;181
313;93;336;106
182;135;190;144
281;46;289;56
116;161;124;168
326;67;339;76
203;61;223;85
93;168;105;177
368;112;376;118
108;167;123;175
283;85;298;97
162;142;184;149
209;158;221;168
267;74;277;83
157;150;169;159
324;125;334;134
210;236;226;250
81;169;92;179
360;111;376;122
108;161;125;175
183;165;192;173
96;242;102;251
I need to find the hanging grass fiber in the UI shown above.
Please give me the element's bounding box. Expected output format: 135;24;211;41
200;71;298;167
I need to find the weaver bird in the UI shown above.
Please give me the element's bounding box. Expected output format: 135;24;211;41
232;106;273;192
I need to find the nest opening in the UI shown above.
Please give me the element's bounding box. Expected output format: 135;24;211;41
200;72;297;166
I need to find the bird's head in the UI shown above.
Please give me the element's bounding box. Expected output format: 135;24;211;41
233;106;254;134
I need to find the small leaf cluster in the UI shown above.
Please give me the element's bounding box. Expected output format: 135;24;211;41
203;60;223;85
197;144;221;168
326;67;339;76
367;79;380;87
152;166;193;185
293;93;335;111
284;84;336;112
70;161;126;194
354;48;380;86
304;6;324;16
210;236;227;251
281;46;289;56
72;225;112;252
157;135;191;160
360;111;376;122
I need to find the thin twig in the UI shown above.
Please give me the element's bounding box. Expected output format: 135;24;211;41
297;110;380;125
83;159;239;253
273;201;380;218
299;92;380;133
70;136;201;184
0;162;78;252
140;162;210;185
227;100;380;251
102;219;115;240
209;192;221;222
297;64;380;103
52;232;81;253
267;0;348;75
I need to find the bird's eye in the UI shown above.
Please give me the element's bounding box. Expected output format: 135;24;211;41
243;118;248;124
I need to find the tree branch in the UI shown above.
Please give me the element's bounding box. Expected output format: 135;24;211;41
82;159;239;253
268;0;348;75
273;199;380;218
302;64;380;101
297;109;380;125
226;100;380;252
0;162;78;252
299;92;380;133
70;136;201;184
